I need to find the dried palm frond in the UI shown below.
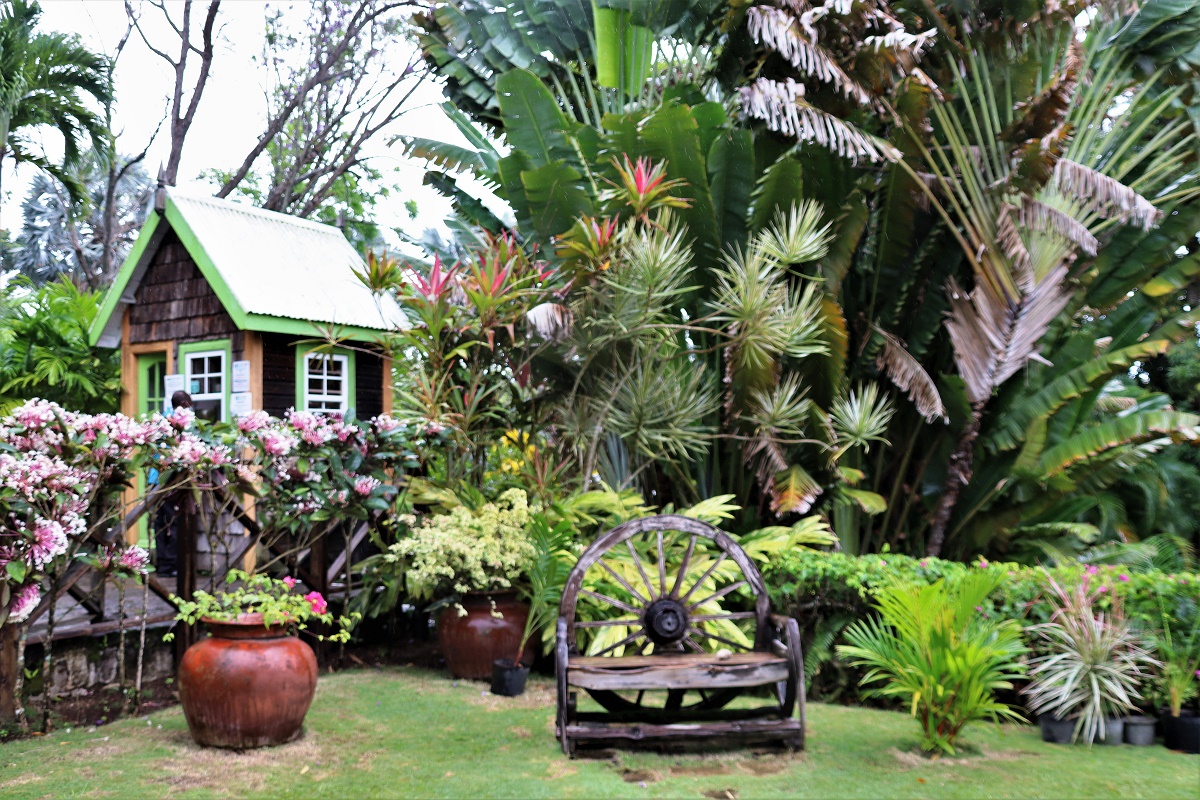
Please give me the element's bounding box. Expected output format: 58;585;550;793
747;6;872;105
996;204;1034;282
1018;198;1099;256
944;271;1073;406
875;327;947;423
1053;159;1162;230
739;78;901;163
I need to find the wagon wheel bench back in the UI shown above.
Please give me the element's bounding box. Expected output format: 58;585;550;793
554;514;806;754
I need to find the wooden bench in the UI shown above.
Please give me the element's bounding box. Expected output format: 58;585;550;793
554;515;806;754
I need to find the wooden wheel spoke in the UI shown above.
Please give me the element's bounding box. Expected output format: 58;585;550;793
597;558;651;606
686;626;749;652
580;589;641;616
594;629;644;657
656;531;668;598
687;580;749;612
576;617;641;628
626;538;659;600
678;552;726;605
689;611;757;623
682;636;705;653
669;535;697;598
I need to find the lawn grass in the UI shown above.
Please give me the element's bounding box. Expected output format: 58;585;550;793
0;667;1195;799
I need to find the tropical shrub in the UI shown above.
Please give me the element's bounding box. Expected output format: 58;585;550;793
837;572;1027;754
1023;577;1158;744
380;488;537;601
765;550;1197;702
0;278;120;414
1150;596;1200;719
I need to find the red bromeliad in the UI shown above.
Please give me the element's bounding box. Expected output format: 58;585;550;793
608;155;691;221
410;255;459;301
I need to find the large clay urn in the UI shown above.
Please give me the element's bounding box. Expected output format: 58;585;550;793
177;614;318;748
438;590;535;680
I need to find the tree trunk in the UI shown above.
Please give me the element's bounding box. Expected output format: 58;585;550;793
926;405;984;557
0;624;17;723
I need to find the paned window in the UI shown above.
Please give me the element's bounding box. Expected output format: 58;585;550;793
186;350;226;422
304;353;348;412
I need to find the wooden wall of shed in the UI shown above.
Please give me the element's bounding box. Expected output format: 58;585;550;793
262;332;296;417
357;349;384;418
129;230;238;346
261;333;386;418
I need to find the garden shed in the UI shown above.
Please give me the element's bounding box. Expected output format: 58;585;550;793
89;189;406;422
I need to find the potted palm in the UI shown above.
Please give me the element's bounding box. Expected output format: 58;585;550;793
169;569;355;748
1023;577;1157;746
1154;601;1200;753
491;514;575;696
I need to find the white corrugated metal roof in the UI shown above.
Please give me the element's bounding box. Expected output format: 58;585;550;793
169;190;407;331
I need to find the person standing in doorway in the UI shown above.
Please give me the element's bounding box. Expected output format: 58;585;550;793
151;391;193;577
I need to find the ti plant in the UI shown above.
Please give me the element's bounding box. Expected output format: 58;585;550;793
1023;577;1158;744
837;572;1028;755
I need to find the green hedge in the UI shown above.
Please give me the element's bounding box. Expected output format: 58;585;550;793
763;550;1198;703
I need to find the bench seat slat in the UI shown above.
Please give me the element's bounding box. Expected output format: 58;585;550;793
567;652;789;690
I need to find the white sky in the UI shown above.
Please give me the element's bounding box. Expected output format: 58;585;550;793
0;0;489;248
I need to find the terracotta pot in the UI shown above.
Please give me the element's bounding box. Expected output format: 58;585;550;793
438;591;534;680
177;613;318;748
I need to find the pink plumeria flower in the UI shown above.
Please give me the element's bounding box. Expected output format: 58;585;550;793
1098;586;1108;593
282;576;297;589
1118;574;1129;582
1086;566;1098;576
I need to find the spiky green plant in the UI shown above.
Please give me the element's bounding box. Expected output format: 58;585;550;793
1023;577;1158;745
837;572;1028;755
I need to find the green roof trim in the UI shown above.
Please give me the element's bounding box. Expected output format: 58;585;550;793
89;210;163;346
242;313;392;343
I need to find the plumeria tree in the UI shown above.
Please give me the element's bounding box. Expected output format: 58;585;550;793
0;396;442;725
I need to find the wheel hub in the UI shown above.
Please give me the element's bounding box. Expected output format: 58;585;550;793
642;598;689;646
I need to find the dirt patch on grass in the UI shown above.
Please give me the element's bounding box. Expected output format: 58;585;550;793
889;744;1022;770
670;762;731;777
702;789;740;799
621;767;662;784
463;681;556;710
154;730;325;796
737;756;790;776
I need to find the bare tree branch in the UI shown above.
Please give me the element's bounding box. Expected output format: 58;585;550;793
126;0;220;186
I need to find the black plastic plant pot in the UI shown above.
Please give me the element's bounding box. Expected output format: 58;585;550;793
491;658;530;697
1039;714;1076;744
1096;718;1124;746
1163;711;1200;754
1124;716;1157;746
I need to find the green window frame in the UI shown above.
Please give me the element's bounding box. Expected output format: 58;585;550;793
137;352;168;416
295;344;356;413
178;338;232;422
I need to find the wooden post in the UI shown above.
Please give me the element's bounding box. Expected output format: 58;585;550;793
174;491;198;663
309;535;328;666
0;624;18;724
